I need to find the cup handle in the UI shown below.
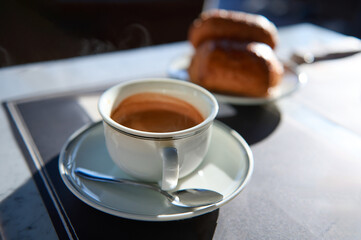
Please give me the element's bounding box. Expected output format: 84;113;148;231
160;147;179;191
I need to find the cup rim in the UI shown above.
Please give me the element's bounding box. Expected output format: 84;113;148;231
98;78;219;139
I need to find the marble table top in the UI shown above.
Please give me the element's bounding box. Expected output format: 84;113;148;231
1;23;361;239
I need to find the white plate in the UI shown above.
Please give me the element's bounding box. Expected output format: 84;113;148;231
167;53;307;105
59;121;253;221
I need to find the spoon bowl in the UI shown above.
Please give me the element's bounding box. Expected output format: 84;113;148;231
74;167;223;208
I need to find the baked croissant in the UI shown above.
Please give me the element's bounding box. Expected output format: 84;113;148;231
189;9;278;49
188;9;283;97
188;40;283;97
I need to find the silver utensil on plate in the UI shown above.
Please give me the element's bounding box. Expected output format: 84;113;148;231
74;167;223;208
291;49;361;65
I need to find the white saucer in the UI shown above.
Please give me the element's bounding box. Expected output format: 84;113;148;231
167;53;307;105
59;121;253;221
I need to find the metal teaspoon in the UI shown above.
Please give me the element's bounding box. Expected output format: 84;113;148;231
74;167;223;208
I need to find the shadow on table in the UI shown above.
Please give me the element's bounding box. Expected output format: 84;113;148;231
0;178;58;239
0;154;219;240
48;155;219;239
2;96;219;239
0;170;219;240
217;103;281;145
2;93;279;239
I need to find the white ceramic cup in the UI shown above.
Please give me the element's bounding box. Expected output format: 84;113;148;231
98;78;218;191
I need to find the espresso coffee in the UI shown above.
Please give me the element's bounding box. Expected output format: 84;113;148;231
111;92;204;132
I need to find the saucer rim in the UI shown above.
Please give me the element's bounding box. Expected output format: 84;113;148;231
58;120;254;221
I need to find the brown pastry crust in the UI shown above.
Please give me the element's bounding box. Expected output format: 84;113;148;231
188;40;284;97
189;9;278;49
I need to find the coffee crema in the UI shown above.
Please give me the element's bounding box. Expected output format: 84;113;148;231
111;92;204;132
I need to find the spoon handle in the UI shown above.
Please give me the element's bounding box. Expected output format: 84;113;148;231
291;49;361;65
74;168;175;201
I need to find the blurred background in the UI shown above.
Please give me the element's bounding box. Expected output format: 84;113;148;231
1;0;360;67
